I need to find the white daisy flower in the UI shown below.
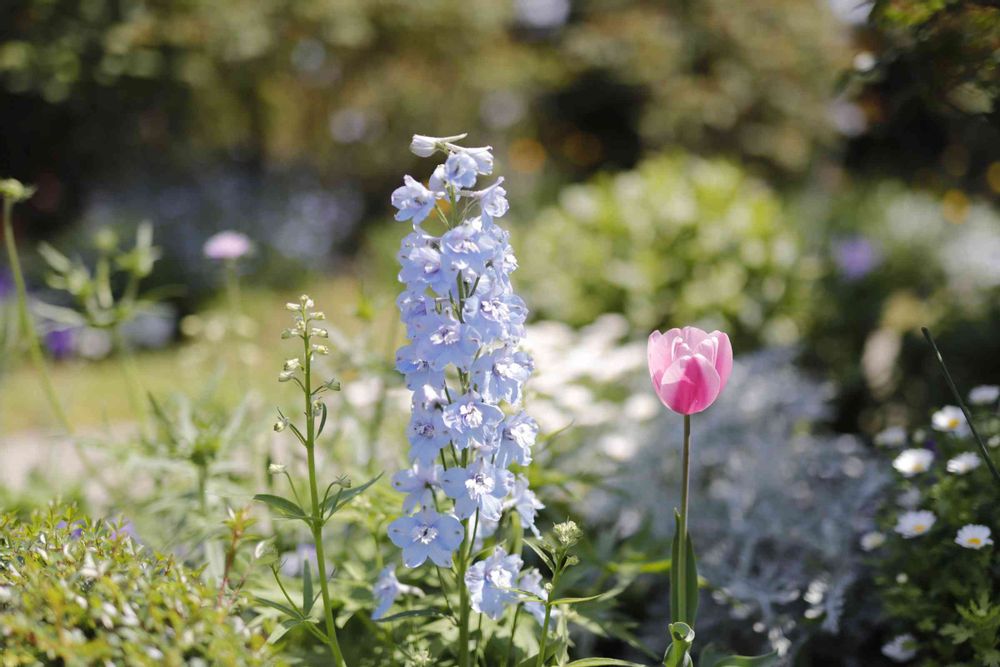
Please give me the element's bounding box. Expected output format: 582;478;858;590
896;488;921;510
968;385;999;405
860;531;886;552
894;510;936;538
882;633;917;662
946;452;981;475
892;449;934;477
955;524;993;550
931;405;968;434
875;426;907;448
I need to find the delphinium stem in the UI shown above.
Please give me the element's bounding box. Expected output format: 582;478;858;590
302;328;347;667
2;197;71;433
535;568;562;667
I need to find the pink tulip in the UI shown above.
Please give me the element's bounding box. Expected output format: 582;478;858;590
648;326;733;415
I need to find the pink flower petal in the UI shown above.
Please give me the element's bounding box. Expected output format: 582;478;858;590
656;353;721;415
711;331;733;392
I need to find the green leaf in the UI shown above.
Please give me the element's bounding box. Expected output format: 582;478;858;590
523;538;556;572
563;659;651;666
550;590;617;606
373;608;446;623
254;596;301;619
302;563;314;615
323;472;383;517
670;511;699;626
254;494;308;521
698;645;780;667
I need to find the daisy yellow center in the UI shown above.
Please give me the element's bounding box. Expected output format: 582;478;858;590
947;417;959;428
968;537;982;545
913;524;927;533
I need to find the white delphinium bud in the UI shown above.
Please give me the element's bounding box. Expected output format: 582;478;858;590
410;133;467;157
285;302;300;311
283;358;302;372
312;344;329;355
310;311;326;321
268;463;287;474
278;371;295;382
273;418;288;432
310;328;329;338
299;294;314;308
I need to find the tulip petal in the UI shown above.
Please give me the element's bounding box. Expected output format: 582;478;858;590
648;330;675;388
711;331;733;393
656;353;721;415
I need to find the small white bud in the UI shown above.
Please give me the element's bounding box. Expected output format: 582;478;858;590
280;328;294;339
278;371;295;382
312;344;329;355
310;328;328;338
283;358;301;371
268;463;287;474
285;302;299;311
273;419;287;432
310;311;326;320
299;294;314;308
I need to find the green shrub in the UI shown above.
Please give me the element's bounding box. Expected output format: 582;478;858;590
514;152;813;346
0;505;272;666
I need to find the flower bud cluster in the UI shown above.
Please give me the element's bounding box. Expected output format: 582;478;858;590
386;135;544;620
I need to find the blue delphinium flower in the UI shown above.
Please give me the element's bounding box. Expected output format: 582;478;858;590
440;392;505;451
372;565;425;620
388;508;465;568
387;135;545;623
443;152;480;189
517;567;550;624
464;547;522;620
391;175;439;224
392;461;442;513
441;458;513;521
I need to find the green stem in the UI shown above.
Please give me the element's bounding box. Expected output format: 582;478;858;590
677;414;691;623
922;327;1000;487
503;604;523;667
303;333;347;667
535;567;562;667
458;554;471;667
2;197;71;432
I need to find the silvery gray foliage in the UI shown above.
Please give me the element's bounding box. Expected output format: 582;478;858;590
576;347;888;660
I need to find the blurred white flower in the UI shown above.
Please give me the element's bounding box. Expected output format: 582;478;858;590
931;405;968;434
203;230;252;260
859;531;886;552
955;524;993;550
896;488;921;510
894;510;935;539
892;449;934;477
969;385;999;405
874;426;907;448
882;634;917;663
946;452;981;475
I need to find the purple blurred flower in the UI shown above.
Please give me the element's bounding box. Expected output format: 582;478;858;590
203;231;253;260
45;328;75;360
832;236;881;280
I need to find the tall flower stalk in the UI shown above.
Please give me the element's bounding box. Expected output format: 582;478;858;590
647;326;733;665
261;295;350;667
386;134;545;666
0;179;71;432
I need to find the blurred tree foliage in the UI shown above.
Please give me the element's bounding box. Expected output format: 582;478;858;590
843;0;1000;192
0;0;850;228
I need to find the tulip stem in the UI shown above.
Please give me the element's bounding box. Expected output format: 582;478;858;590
921;327;1000;487
678;414;691;622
